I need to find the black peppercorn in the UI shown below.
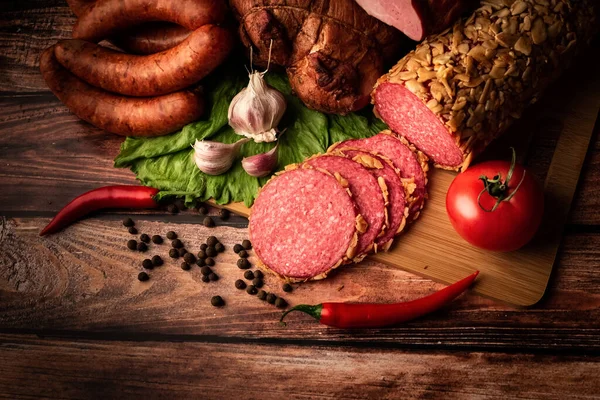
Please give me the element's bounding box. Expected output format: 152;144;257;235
205;257;215;266
151;235;163;244
178;248;187;257
242;239;252;250
252;278;263;288
208;272;219;281
282;283;293;293
142;259;154;269
215;242;225;253
128;226;138;235
197;250;206;259
200;243;208;251
203;216;215;227
198;205;208;215
201;275;210;283
171;239;183;248
200;266;212;276
244;270;254;280
235;279;247;290
206;236;219;247
233;244;243;253
127;239;137;250
205;246;217;258
169;248;179;259
238;250;249;258
151;255;163;266
137;242;148;252
196;258;206;267
166;231;177;240
257;290;267;300
211;295;224;307
183;253;196;264
246;285;257;295
137;271;149;281
174;199;186;211
253;270;263;279
123;217;134;227
167;204;179;214
237;259;250;269
275;297;288;309
219;208;230;220
180;262;190;271
140;233;150;243
266;293;277;304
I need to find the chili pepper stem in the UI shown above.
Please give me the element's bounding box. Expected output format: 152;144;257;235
280;304;323;325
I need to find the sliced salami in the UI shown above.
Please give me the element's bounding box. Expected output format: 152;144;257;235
332;148;407;252
330;131;428;221
304;154;388;259
249;168;362;281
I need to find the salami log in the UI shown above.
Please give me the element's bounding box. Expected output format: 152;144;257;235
332;149;408;252
304;155;388;259
373;0;597;171
330;131;428;221
249;168;363;281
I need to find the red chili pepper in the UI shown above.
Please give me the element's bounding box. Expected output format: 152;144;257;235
280;271;479;328
40;185;160;236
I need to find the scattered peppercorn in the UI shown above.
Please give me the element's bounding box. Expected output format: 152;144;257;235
233;244;243;253
151;235;163;244
171;239;183;249
137;242;148;252
253;270;263;279
200;266;212;276
140;233;150;243
242;239;252;250
183;253;196;264
201;275;210;283
127;239;137;250
282;283;293;293
252;278;263;288
128;226;138;235
219;208;230;220
235;279;247;290
209;272;219;281
137;271;149;282
205;257;215;266
167;204;179;214
211;295;224;307
169;248;179;259
197;250;206;259
266;293;277;304
244;270;254;280
166;231;177;240
123;217;134;227
178;248;187;257
257;290;267;300
196;258;206;267
238;250;249;258
152;255;163;266
237;259;250;269
174;199;186;211
180;262;190;271
206;236;219;247
198;205;208;215
205;246;217;258
246;285;257;295
200;243;208;251
215;242;225;253
275;297;288;309
203;217;215;227
142;259;154;269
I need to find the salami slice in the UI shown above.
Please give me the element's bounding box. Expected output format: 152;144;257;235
304;154;388;259
330;131;428;221
249;168;362;281
332;148;407;252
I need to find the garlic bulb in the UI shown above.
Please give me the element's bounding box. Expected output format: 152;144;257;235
192;138;249;175
228;71;286;143
242;144;279;178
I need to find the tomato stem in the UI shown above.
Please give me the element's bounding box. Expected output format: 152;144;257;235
477;148;526;212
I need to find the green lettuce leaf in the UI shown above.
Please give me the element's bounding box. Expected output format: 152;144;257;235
114;64;387;207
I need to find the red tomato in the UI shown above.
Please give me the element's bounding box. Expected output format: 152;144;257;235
446;156;544;252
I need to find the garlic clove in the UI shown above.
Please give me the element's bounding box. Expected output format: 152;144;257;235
192;138;250;175
242;143;279;178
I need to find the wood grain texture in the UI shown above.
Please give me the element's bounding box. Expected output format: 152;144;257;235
0;334;599;400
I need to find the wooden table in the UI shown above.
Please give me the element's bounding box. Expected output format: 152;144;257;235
1;2;599;398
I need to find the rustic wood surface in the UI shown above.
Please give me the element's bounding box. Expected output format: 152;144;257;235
1;1;599;398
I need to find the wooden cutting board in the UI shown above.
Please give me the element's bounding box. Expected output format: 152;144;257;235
217;61;600;307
